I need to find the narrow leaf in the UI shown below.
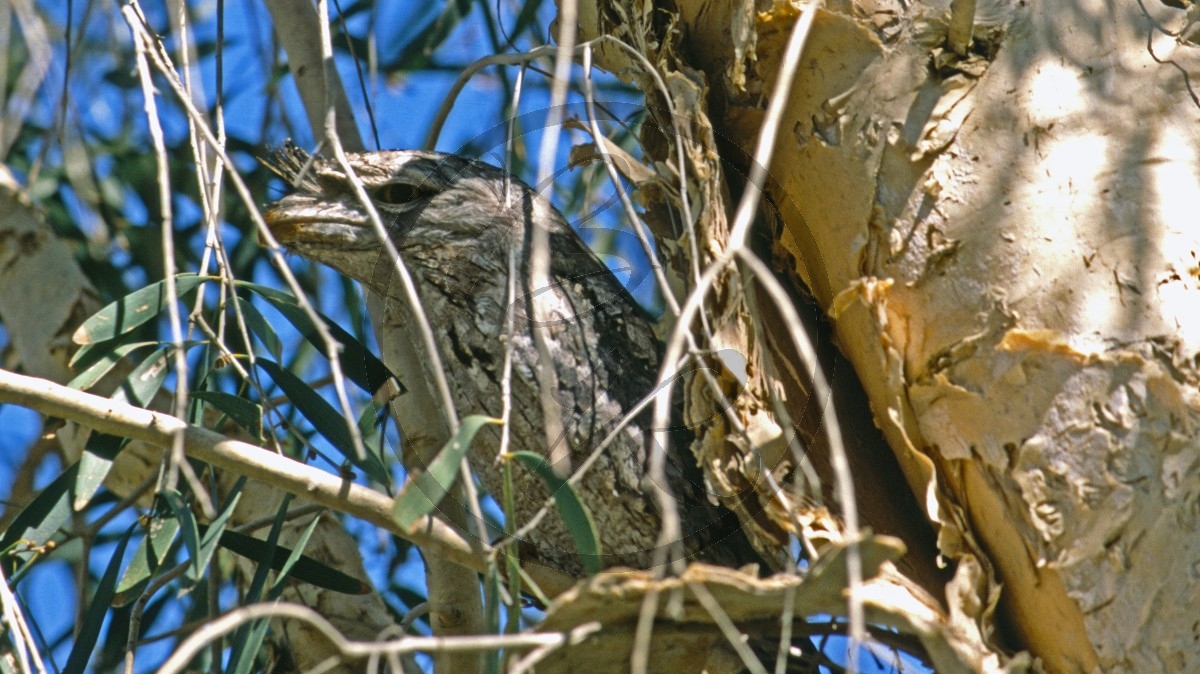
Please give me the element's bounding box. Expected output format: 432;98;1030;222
0;462;79;573
160;491;202;581
62;524;135;674
66;340;156;391
71;273;208;347
111;346;171;408
191;478;244;584
236;281;398;395
227;496;292;674
269;514;322;597
192;390;263;440
233;295;282;360
256;358;390;485
270;512;357;596
392;415;500;530
355;402;388;484
75;434;125;511
114;511;181;607
188;522;367;594
510;451;603;574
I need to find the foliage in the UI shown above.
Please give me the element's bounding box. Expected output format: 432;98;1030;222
0;1;648;671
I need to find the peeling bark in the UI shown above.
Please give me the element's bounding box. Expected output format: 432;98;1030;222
705;1;1200;670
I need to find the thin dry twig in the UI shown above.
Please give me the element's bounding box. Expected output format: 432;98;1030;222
0;565;46;674
580;44;682;317
125;561;190;674
526;0;579;479
688;581;769;674
125;0;211;518
423;44;577;151
156;601;602;674
641;0;867;668
118;5;365;469
737;246;862;653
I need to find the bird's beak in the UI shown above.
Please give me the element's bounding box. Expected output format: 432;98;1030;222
260;197;303;245
260;194;372;249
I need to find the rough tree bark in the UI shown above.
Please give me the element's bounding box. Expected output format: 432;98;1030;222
575;0;1200;671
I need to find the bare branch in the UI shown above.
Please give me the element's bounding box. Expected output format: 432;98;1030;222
0;368;577;599
157;601;601;674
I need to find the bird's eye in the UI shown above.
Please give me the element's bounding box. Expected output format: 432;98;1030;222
374;183;426;205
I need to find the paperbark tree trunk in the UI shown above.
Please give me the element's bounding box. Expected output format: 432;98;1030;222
582;0;1200;671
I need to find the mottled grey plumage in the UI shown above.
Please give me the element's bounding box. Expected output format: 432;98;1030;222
262;143;757;575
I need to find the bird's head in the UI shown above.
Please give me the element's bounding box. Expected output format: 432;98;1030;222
261;142;554;279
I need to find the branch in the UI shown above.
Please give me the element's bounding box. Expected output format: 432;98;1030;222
158;601;600;674
0;368;575;598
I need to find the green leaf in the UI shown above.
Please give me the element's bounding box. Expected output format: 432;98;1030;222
227;495;292;674
355;402;389;484
191;478;244;584
233;295;281;360
256;358;390;486
114;510;181;607
75;434;126;511
66;340;157;391
160;490;202;581
192;390;263;440
111;346;171;408
236;281;398;395
0;462;79;576
189;520;368;594
510;451;602;574
392;415;500;530
70;273;209;348
269;513;322;596
63;524;135;674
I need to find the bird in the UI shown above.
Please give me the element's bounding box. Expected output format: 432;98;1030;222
260;142;762;576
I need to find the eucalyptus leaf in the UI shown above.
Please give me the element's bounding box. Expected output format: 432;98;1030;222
198;522;368;595
510;450;602;574
226;496;293;674
114;510;181;607
75;434;125;512
0;462;79;575
191;478;244;584
62;524;135;674
161;490;203;581
193;390;264;440
111;346;171;408
236;281;398;395
233;295;282;360
392;415;500;530
66;340;157;391
256;358;390;486
71;273;209;348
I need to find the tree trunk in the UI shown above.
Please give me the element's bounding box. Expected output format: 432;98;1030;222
584;0;1200;670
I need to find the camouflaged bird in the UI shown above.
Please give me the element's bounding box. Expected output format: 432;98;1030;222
262;142;760;575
